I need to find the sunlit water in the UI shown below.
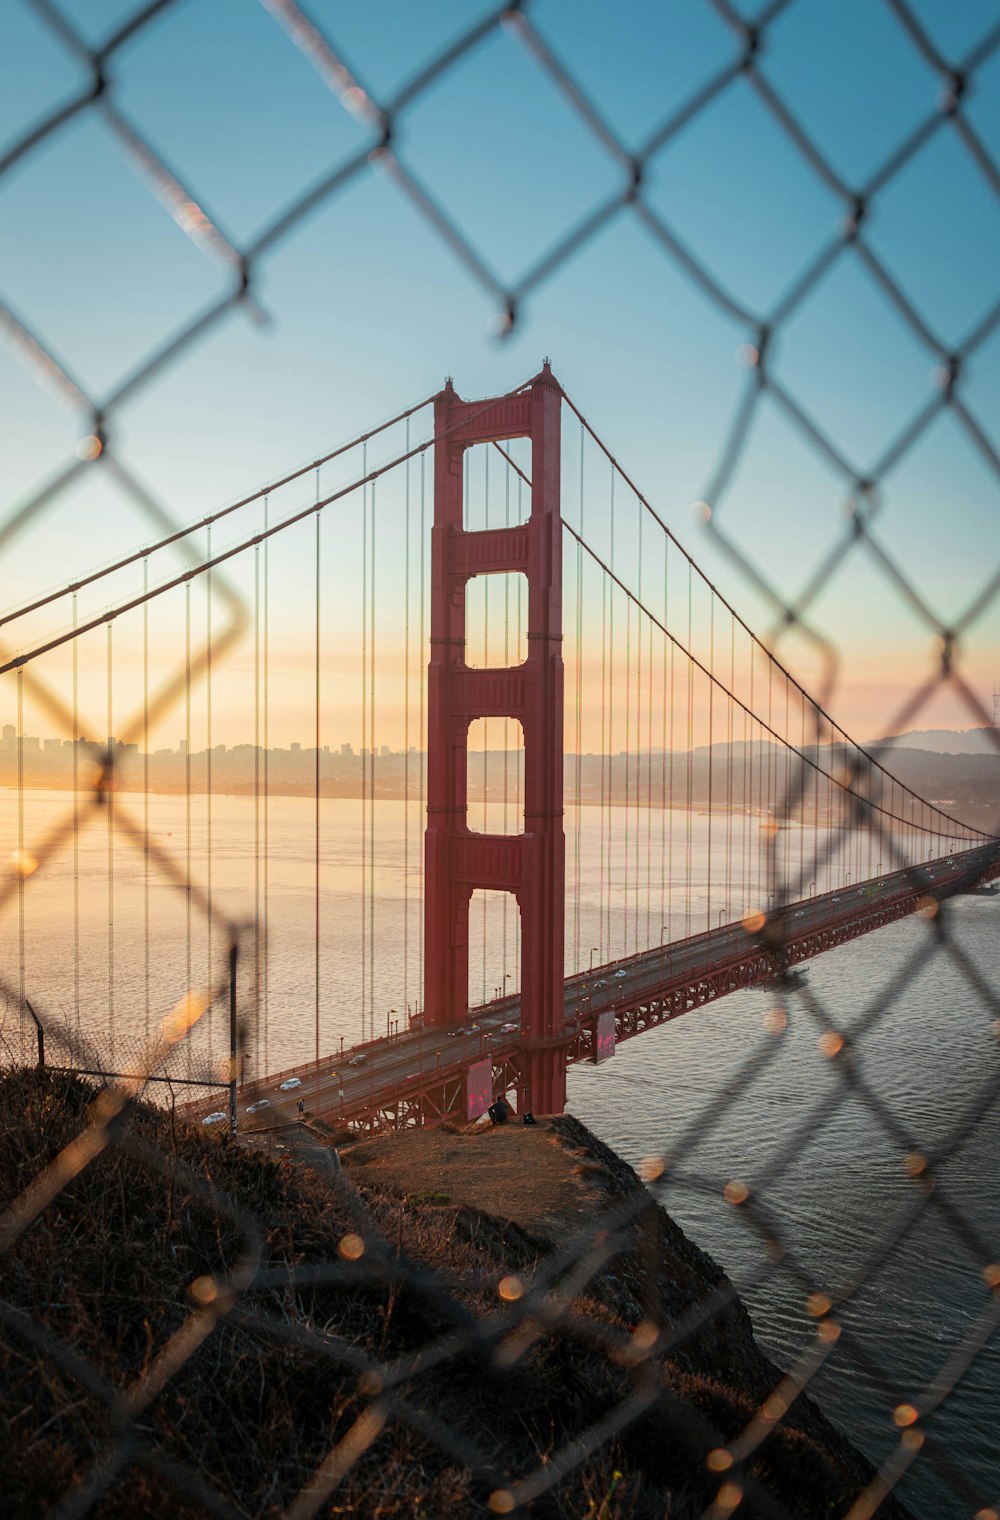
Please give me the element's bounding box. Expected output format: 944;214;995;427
1;789;996;1516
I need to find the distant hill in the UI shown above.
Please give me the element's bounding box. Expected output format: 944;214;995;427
872;726;1000;755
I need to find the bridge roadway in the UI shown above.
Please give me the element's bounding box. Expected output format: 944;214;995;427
182;843;1000;1133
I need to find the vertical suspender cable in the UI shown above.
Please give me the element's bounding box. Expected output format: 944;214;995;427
607;465;615;958
797;690;804;895
263;496;270;1069
184;584;191;1070
815;704;821;895
706;599;714;934
142;564;149;1040
503;457;510;977
749;644;756;908
404;425;411;1022
661;536;668;943
574;424;584;971
767;661;773;906
669;610;676;942
828;726;833;890
599;571;607;963
419;454;426;1010
796;696;808;893
632;602;640;949
735;696;744;912
741;640;748;913
784;677;791;892
832;729;838;887
73;591;80;1030
646;617;653;948
369;478;376;1037
685;566;693;939
17;672;24;1028
361;453;368;1039
633;501;642;951
727;616;734;922
624;596;631;955
253;536;261;1072
206;526;213;1062
107;622;115;1061
315;469;322;1063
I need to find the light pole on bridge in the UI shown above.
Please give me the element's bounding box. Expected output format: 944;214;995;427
589;946;599;973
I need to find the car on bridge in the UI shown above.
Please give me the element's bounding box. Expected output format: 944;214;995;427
614;969;628;978
348;1053;368;1067
246;1099;270;1115
202;1111;227;1126
279;1077;302;1091
500;1021;518;1034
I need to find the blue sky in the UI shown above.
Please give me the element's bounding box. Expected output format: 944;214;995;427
2;0;1000;746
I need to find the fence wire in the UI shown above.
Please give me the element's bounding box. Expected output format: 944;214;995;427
2;1;1000;1517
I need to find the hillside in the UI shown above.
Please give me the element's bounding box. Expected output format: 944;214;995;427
0;1069;911;1519
865;744;1000;824
872;726;1000;755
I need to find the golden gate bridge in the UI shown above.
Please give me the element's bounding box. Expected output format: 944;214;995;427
2;364;997;1133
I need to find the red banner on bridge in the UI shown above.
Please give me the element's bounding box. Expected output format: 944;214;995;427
593;1010;616;1064
465;1059;493;1119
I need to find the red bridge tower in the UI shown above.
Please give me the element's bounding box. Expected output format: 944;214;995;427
424;364;566;1115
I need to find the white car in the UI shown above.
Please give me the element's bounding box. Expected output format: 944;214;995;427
500;1021;518;1034
202;1111;227;1126
246;1099;270;1114
614;969;627;978
279;1077;302;1091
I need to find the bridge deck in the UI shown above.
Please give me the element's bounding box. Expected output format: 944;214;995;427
180;844;1000;1134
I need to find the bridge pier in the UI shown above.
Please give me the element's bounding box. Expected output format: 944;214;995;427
424;364;567;1115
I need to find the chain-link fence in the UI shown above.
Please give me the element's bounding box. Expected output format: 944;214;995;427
2;1;1000;1516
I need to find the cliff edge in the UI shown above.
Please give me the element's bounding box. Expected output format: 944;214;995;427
0;1069;909;1519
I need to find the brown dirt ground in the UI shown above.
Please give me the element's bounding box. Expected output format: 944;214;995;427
339;1120;600;1237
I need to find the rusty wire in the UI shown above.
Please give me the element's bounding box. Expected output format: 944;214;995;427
1;0;1000;1516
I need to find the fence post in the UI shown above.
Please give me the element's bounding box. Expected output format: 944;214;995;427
24;998;44;1071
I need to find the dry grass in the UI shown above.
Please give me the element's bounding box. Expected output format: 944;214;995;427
0;1069;910;1519
340;1121;597;1235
